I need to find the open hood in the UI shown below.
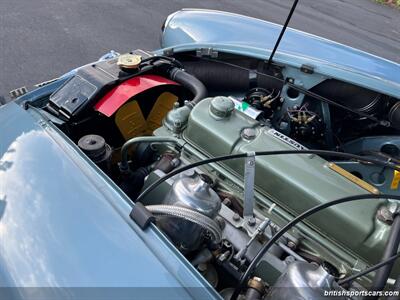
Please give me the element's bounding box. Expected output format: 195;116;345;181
161;9;400;98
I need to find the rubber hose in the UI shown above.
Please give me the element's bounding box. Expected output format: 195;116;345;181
311;79;381;113
182;60;283;92
366;214;400;300
145;205;222;243
168;67;207;107
182;61;250;92
119;136;181;172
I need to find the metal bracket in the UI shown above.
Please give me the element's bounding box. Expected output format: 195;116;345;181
129;202;155;230
196;48;218;58
234;218;270;262
243;152;256;226
34;77;59;88
9;86;28;99
163;48;174;56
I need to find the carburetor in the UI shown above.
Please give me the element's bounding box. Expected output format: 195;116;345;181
159;171;221;251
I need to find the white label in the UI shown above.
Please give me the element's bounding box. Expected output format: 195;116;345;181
229;97;262;120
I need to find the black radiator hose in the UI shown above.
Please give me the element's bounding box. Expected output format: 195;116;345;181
366;213;400;300
182;61;251;92
182;60;283;92
168;67;207;107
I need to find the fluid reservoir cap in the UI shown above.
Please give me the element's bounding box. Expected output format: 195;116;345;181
78;134;110;162
117;53;142;69
209;96;235;120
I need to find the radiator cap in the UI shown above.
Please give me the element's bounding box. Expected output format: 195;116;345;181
117;53;142;69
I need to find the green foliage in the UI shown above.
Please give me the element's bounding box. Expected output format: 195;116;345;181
376;0;400;8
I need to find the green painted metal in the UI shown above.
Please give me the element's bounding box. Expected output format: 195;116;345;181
154;97;397;277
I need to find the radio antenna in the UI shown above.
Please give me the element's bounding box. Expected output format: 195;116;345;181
267;0;299;68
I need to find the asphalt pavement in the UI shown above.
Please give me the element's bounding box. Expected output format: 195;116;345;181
0;0;399;97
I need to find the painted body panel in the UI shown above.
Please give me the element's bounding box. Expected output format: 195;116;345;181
0;102;218;299
160;9;400;98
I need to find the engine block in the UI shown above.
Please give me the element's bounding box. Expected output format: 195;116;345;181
155;96;393;267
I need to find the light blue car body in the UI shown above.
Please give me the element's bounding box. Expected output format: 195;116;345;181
160;9;400;98
1;8;399;300
0;102;219;300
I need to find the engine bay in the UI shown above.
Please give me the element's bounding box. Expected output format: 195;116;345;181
30;50;400;299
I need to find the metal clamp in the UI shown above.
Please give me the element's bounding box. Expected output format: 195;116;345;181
234;218;270;262
244;152;256;226
129;202;155;230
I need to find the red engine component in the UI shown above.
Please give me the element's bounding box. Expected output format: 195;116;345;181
94;74;178;117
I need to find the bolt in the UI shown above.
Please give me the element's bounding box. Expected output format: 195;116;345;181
215;216;225;230
170;158;181;167
217;250;230;263
223;240;232;248
287;241;297;250
284;255;296;265
242;128;257;140
247;217;256;226
222;198;232;206
247;277;265;293
233;213;240;222
197;263;207;272
377;207;394;225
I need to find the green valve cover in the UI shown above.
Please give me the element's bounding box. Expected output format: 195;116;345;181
181;97;390;264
